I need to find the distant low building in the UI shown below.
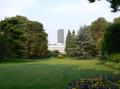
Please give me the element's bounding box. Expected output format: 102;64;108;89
48;43;65;53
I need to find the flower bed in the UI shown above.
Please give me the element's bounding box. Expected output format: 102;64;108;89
66;75;120;89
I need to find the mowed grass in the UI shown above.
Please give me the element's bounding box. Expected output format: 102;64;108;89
0;58;119;89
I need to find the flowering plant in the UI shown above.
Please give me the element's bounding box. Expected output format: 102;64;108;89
66;75;120;89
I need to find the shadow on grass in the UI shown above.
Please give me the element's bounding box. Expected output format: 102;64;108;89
104;63;120;71
0;57;51;64
95;61;120;71
0;63;119;89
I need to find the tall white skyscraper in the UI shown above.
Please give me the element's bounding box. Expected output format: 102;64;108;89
57;29;64;44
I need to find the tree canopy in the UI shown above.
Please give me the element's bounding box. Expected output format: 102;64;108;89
88;0;120;12
0;15;48;59
88;17;109;56
65;26;95;58
65;30;75;57
101;17;120;55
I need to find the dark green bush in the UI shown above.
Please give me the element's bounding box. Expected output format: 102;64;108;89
57;54;66;59
51;50;60;57
108;53;120;63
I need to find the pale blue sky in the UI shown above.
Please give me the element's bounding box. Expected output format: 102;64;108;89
0;0;120;43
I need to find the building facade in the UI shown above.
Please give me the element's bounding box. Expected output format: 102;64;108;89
48;43;65;53
48;29;65;53
57;29;64;44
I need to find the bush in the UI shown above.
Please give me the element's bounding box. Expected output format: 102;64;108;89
108;53;120;63
51;50;60;57
57;54;66;59
66;75;120;89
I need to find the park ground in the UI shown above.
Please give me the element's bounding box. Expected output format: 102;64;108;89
0;58;119;89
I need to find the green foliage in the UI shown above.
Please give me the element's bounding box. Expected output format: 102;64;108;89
65;30;75;57
89;17;108;56
99;17;120;61
0;35;13;58
114;17;120;23
88;0;120;12
108;53;120;63
56;54;67;59
65;26;95;58
104;61;120;70
51;50;60;57
25;21;48;58
0;16;26;58
73;26;95;58
57;54;65;59
103;23;120;55
0;15;48;59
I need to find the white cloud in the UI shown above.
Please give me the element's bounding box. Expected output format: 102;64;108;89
52;0;108;14
0;0;36;19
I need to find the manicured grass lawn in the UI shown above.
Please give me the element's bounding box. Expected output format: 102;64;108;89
0;58;119;89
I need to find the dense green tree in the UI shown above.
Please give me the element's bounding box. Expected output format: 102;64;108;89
65;30;76;56
69;30;76;57
0;35;13;59
65;30;72;56
72;30;75;35
88;0;120;12
89;17;108;56
0;15;48;59
25;21;48;58
114;17;120;23
0;16;26;58
65;27;95;58
73;26;95;58
102;23;120;55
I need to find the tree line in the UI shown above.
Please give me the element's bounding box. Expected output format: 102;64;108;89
0;15;48;59
65;17;120;62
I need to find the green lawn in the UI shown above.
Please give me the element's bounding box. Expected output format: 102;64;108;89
0;58;119;89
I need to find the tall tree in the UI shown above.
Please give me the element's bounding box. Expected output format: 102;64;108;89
0;16;26;58
73;26;95;57
101;17;120;55
101;23;120;55
69;30;76;57
114;17;120;23
0;15;48;59
65;30;73;56
88;0;120;12
72;30;75;35
25;21;48;58
30;21;48;57
89;17;108;56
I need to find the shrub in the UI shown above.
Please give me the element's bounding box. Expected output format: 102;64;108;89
108;53;120;63
57;54;66;59
51;50;60;57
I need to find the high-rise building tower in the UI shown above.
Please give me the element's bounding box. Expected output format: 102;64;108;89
57;29;64;44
